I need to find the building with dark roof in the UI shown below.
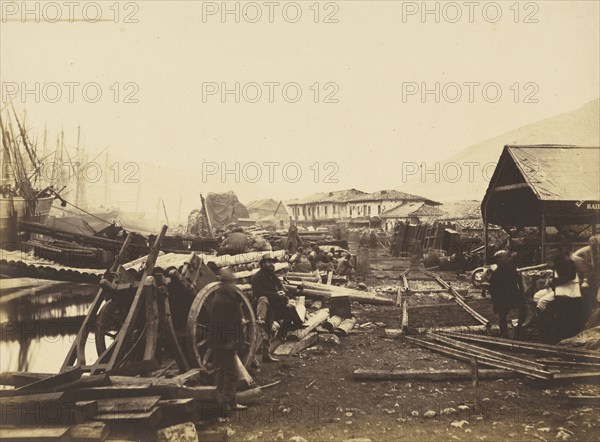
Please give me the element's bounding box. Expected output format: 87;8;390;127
482;145;600;261
286;188;439;226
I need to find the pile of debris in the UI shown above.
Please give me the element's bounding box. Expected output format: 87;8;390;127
0;367;219;441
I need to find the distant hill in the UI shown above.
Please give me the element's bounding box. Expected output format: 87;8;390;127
404;99;600;202
246;198;283;218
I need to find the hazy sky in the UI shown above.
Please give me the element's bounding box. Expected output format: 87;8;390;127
1;1;598;221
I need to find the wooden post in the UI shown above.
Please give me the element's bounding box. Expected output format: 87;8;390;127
401;300;409;330
471;357;480;412
483;221;489;266
541;212;546;262
395;288;402;308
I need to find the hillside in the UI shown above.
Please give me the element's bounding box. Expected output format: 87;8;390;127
404;99;600;202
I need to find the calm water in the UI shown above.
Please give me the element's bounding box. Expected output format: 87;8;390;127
0;289;95;373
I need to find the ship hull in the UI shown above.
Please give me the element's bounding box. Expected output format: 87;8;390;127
0;196;55;246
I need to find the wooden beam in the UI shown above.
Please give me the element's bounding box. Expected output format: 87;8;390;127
430;333;548;370
406;337;553;379
274;332;318;356
287;309;329;341
353;368;517;381
440;331;600;362
493;183;529;192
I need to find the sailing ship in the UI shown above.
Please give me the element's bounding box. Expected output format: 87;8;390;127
0;110;57;246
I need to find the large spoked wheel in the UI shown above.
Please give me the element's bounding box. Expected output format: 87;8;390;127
95;299;127;356
186;282;258;372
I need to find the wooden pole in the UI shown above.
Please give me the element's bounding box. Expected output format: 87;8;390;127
541;211;547;262
353;368;516;382
200;193;213;237
401;300;409;330
395;288;402;308
75;125;81;206
471;357;480;411
103;149;109;207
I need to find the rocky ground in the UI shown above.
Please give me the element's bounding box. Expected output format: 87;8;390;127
215;257;600;442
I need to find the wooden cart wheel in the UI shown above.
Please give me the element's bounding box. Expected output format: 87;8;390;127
186;281;257;371
95;299;127;356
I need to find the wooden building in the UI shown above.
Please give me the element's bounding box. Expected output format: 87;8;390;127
481;145;600;263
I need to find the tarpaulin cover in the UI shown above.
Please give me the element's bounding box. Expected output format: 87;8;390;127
205;191;249;229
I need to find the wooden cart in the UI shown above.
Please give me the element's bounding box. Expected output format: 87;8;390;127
61;225;258;376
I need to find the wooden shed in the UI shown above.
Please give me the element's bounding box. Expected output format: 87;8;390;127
481;145;600;262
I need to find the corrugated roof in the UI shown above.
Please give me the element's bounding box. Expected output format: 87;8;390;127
348;189;440;205
506;145;600;201
0;249;288;283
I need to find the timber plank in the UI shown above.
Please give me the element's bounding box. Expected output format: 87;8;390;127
353;368;518;381
93;407;162;427
274;333;318;356
288;309;329;341
0;426;70;441
96;396;161;414
16;367;82;392
68;422;108;441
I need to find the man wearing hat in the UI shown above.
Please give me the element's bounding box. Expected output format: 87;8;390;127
208;268;247;412
489;249;526;338
251;251;303;362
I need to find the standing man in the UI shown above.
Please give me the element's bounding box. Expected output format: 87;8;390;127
573;234;600;323
209;268;247;413
251;251;303;362
549;247;583;340
489;250;526;338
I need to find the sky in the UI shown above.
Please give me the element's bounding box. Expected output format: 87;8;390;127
1;0;599;222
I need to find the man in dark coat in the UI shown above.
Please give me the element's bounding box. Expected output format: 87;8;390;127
251;252;303;362
489;250;526;338
208;268;246;412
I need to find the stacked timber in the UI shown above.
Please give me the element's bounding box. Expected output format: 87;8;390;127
284;278;394;306
403;331;600;383
0;368;220;440
273;303;357;356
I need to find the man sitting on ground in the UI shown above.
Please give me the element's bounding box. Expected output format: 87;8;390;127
251;251;303;362
336;253;355;277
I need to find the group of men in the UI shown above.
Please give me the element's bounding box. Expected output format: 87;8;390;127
289;245;355;277
488;235;600;343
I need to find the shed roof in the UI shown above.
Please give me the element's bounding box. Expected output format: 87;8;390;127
482;145;600;226
506;145;600;201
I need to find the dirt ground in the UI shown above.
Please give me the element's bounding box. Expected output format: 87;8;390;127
217;263;600;442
